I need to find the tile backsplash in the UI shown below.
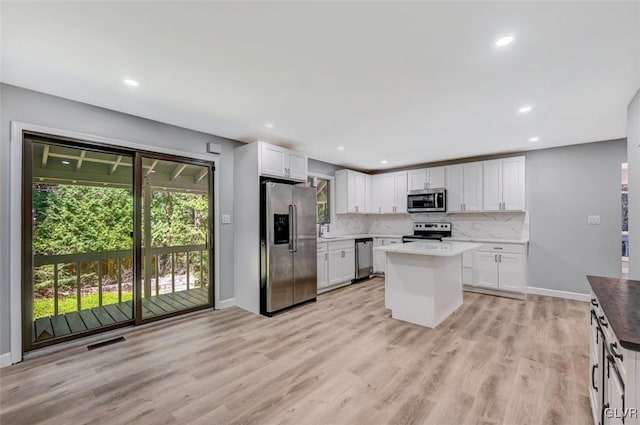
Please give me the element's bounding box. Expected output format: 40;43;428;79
330;212;529;240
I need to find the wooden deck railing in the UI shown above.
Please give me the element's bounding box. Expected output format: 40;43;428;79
34;244;208;316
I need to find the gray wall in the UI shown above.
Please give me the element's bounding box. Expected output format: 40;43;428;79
0;84;243;355
628;89;640;279
526;139;627;293
308;158;340;177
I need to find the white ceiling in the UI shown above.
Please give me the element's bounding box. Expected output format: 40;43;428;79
2;1;639;170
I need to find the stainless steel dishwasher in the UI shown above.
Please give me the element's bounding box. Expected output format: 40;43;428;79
354;238;373;282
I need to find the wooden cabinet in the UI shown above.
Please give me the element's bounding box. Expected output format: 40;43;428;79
474;251;500;288
258;142;308;182
371;172;407;214
335;170;370;214
446;162;483;212
483;156;525;212
408;167;446;191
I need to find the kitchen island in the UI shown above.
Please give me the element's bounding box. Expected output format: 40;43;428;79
375;241;481;328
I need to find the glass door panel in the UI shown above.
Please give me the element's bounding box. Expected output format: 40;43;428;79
26;139;134;349
139;156;212;321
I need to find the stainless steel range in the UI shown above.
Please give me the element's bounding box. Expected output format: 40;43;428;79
402;222;452;243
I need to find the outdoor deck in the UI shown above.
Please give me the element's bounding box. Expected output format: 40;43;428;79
33;287;210;342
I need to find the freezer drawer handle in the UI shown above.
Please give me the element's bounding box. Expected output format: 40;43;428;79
611;342;624;361
591;364;598;392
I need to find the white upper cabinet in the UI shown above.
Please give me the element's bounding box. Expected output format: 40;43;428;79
371;173;395;214
501;157;526;211
445;162;482;212
394;172;408;213
371;172;407;214
335;170;369;214
463;162;483;212
258;142;308;182
483;156;525;212
408;167;446;191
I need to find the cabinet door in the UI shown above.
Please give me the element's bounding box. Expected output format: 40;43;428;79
328;250;345;285
427;166;446;189
605;358;625;425
502;157;525;211
474;251;499;288
394;172;408;213
497;253;524;291
260;143;287;178
354;172;367;213
463;162;483;211
288;152;308;182
483;159;502;211
365;175;372;213
342;247;356;282
346;172;357;213
373;238;383;273
317;252;328;289
446;164;464;212
372;174;396;213
408;169;428;191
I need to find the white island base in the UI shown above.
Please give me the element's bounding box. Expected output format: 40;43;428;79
377;241;481;328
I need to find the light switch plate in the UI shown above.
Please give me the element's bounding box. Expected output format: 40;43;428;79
587;215;601;225
221;214;232;224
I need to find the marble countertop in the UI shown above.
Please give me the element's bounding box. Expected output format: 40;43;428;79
374;241;482;257
443;236;529;245
318;234;404;242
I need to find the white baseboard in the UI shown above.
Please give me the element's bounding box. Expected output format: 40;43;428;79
1;352;13;368
527;286;590;302
217;298;236;309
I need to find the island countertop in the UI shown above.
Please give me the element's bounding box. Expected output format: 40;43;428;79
374;241;482;257
587;275;640;352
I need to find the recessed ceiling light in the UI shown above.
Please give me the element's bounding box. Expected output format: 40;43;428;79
495;35;515;47
518;105;532;113
337;146;345;151
381;160;388;165
529;137;539;142
123;79;139;87
61;160;70;165
264;123;274;129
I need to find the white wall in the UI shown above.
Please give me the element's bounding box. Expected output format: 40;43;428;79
0;84;243;355
628;89;640;279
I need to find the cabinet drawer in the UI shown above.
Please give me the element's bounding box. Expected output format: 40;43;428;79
476;243;525;254
382;238;402;246
328;239;355;251
317;243;328;253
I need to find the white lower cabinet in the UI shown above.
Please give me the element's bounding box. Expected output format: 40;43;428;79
590;292;639;425
373;237;402;274
464;242;527;295
318;240;355;291
317;248;329;290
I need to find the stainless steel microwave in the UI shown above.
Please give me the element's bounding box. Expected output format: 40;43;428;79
407;189;446;213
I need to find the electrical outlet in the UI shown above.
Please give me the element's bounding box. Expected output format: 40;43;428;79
221;214;232;224
587;215;601;225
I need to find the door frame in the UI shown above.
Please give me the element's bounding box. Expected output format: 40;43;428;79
9;121;220;363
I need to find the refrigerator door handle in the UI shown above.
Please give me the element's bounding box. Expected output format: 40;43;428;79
293;204;298;252
288;204;294;252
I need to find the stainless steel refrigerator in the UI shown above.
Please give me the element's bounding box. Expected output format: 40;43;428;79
261;181;317;315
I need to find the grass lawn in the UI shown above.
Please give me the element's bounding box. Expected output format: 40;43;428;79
33;292;133;319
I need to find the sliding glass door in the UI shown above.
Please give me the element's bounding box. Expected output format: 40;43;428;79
23;134;214;352
137;155;213;323
24;138;135;350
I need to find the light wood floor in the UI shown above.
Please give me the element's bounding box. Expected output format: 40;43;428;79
1;278;591;425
